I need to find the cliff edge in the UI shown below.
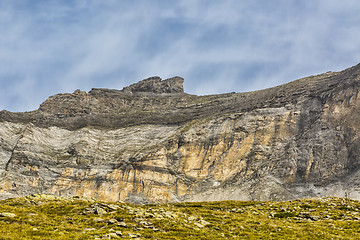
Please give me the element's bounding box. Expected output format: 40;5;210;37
0;64;360;203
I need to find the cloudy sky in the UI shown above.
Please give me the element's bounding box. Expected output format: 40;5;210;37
1;0;360;112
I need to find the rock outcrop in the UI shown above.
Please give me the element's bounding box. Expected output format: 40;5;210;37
0;67;360;203
121;76;185;95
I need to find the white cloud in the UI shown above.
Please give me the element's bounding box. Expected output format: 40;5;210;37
1;0;360;111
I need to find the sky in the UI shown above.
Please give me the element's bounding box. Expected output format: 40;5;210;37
1;0;360;112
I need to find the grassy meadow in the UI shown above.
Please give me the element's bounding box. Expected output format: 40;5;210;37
0;194;359;239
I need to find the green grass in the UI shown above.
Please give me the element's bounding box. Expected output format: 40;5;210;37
0;195;360;239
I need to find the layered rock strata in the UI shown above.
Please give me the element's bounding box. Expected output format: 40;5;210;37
1;67;360;203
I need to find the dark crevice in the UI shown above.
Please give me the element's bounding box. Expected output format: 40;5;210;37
4;124;29;171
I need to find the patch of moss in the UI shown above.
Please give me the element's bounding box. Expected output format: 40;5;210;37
180;119;198;133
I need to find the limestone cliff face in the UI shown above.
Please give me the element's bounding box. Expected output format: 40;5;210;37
1;67;360;203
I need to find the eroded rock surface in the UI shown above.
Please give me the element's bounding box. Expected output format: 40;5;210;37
1;68;360;203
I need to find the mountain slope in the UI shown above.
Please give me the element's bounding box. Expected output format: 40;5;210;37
0;64;360;203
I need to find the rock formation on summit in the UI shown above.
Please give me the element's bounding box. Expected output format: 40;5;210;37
0;66;360;203
121;76;184;95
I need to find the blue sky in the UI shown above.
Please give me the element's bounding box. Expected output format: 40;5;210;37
1;0;360;112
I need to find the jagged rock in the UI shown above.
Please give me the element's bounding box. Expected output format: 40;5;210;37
0;63;360;203
121;76;184;94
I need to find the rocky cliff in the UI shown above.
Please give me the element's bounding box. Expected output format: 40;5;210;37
1;64;360;203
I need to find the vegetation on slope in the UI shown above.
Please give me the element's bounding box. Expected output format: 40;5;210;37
0;194;360;239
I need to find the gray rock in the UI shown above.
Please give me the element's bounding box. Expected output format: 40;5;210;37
0;212;16;218
139;220;151;226
117;221;127;227
107;218;116;224
194;222;205;228
93;218;104;223
310;215;320;221
1;63;360;203
83;228;96;232
199;219;210;226
121;76;184;95
128;233;141;238
95;207;107;216
107;233;120;239
106;204;120;211
151;227;160;232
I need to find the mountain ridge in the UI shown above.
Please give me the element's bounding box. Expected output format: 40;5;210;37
0;63;360;203
1;63;360;130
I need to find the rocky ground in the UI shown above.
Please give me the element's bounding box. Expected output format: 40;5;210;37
0;194;360;239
